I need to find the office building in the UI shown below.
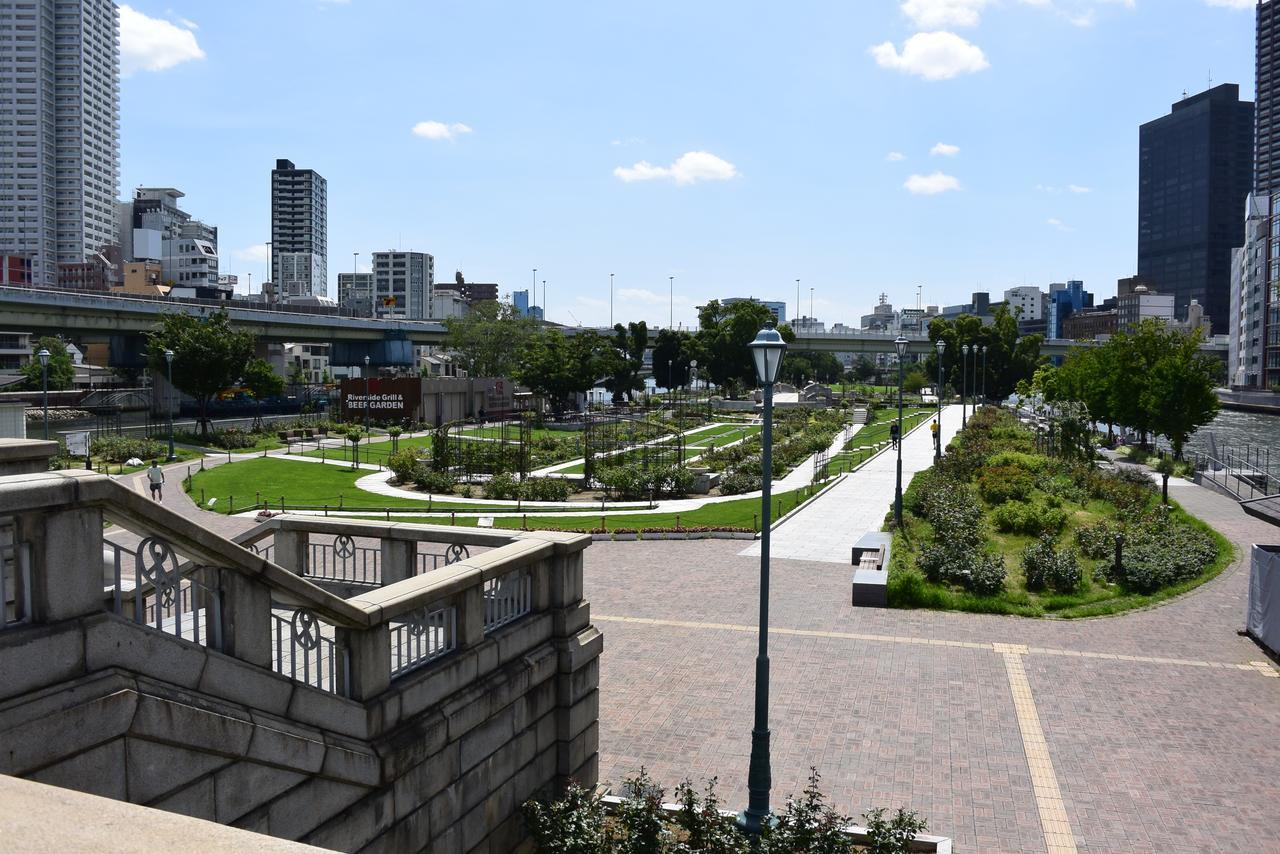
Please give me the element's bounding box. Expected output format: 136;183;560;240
450;273;498;305
512;289;530;316
112;261;165;296
720;297;786;324
117;188;221;294
1138;85;1253;335
1003;286;1044;322
941;292;994;322
271;159;328;299
0;255;33;286
430;289;470;319
792;316;825;334
1117;285;1176;329
372;251;434;319
1047;281;1093;339
338;272;375;317
861;295;897;331
0;0;120;288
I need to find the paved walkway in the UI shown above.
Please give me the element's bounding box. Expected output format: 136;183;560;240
587;475;1280;853
738;405;958;563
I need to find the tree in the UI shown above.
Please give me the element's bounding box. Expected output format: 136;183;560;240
146;309;255;436
287;362;307;387
903;370;928;394
781;350;843;386
242;357;284;430
518;330;606;412
695;300;794;395
603;322;647;402
925;306;1042;403
1142;329;1220;459
20;336;75;391
850;355;876;383
444;300;537;378
651;329;696;390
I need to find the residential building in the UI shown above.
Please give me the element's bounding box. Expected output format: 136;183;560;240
1138;84;1253;334
283;343;331;385
271;159;328;299
0;0;120;289
112;261;165;296
792;316;825;334
1003;286;1044;322
1117;284;1176;329
1047;281;1093;339
512;289;530;316
0;333;33;370
372;251;434;319
941;292;994;322
450;273;498;305
899;308;929;333
720;297;786;323
429;289;470;319
1061;308;1118;340
117;188;221;294
528;305;545;321
0;255;32;286
338;272;375;317
56;251;114;291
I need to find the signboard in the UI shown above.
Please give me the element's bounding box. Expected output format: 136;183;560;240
65;430;90;457
340;377;422;423
484;379;514;416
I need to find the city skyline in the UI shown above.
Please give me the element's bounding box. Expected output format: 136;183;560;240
115;0;1256;327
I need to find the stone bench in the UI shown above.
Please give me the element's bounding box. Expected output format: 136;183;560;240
851;532;892;608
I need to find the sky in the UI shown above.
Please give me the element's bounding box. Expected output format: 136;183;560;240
118;0;1257;330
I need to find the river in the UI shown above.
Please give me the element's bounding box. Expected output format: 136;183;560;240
1181;407;1280;474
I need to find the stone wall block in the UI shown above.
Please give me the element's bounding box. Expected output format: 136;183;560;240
321;731;381;787
286;684;369;738
85;615;207;690
380;538;414;586
391;742;459;820
459;705;515;774
557;689;599;743
28;737;127;801
302;787;396;853
375;710;448;781
0;687;137;775
152;774;217;822
199;651;294;716
127;736;232;804
213;760;308;824
19;506;104;622
0;621;85;703
496;615;552;668
551;601;590;639
217;566;273;668
396;650;477;721
556;657;600;708
556;721;599;783
244;715;326;774
128;692;254;759
338;623;391;702
250;777;371;841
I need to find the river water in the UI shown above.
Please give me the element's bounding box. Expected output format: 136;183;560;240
1180;407;1280;474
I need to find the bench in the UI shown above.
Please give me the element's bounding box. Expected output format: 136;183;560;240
850;532;892;608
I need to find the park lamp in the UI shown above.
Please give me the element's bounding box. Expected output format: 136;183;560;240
936;339;945;357
164;348;174;365
748;321;787;386
37;348;49;368
894;335;908;360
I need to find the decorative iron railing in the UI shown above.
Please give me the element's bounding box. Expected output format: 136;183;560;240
390;602;457;678
0;521;30;630
416;542;470;574
483;568;532;632
308;534;379;585
107;537;222;649
272;608;346;694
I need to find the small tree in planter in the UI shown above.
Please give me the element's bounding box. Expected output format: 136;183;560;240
345;428;364;470
388;425;403;454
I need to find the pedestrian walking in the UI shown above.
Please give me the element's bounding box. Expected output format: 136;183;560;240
147;460;165;501
930;418;940;453
890;421;900;450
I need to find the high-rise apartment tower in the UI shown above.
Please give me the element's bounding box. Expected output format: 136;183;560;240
0;0;120;288
271;159;328;299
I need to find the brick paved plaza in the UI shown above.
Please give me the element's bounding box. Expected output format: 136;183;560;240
586;477;1280;853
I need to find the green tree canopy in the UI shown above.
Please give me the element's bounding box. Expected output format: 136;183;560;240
146;309;255;435
695;300;795;394
444;300;537;378
925;306;1042;402
20;336;75;391
651;329;697;390
603;322;648;402
518;330;608;412
243;357;285;401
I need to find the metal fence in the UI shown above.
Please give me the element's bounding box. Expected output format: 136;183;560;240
0;521;30;630
1193;447;1280;501
271;609;346;693
107;537;222;649
390;604;457;678
307;534;379;585
483;568;532;632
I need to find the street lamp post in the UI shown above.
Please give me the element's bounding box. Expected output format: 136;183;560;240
610;273;614;328
961;344;970;428
894;335;908;527
164;348;176;460
934;339;946;461
980;345;988;404
363;355;371;433
669;275;674;329
37;348;50;440
740;321;787;838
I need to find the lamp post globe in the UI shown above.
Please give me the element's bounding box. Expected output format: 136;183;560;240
164;348;176;461
37;348;50;441
934;339;946;461
893;335;908;527
740;320;787;836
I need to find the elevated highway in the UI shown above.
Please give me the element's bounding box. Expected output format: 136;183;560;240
0;286;1228;362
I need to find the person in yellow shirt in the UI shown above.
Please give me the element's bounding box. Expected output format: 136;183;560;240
930;419;940;455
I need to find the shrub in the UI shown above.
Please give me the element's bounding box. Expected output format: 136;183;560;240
986;450;1051;474
719;470;762;496
961;551;1007;596
523;477;573;502
1021;535;1082;593
91;434;165;463
203;427;258;450
977;465;1035;505
522;780;606;854
991;501;1066;537
864;807;929;854
414;468;456;494
1117;517;1218;594
483;472;521;500
1075;520;1118;560
917;543;966;585
387;449;421;484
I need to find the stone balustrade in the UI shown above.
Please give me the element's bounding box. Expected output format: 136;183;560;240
0;461;600;852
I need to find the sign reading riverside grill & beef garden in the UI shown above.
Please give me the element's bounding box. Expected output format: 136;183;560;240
340;377;423;422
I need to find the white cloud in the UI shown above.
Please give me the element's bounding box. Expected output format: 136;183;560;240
901;0;992;28
931;142;960;157
412;121;473;141
613;151;739;185
118;5;205;76
234;244;271;264
1047;217;1074;232
871;32;990;81
886;151;907;162
1068;184;1092;193
905;172;962;194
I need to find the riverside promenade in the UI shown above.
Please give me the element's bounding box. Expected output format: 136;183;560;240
587;462;1280;852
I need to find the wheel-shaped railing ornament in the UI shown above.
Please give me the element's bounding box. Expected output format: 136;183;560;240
406;607;432;638
136;537;180;608
291;609;321;651
445;543;470;565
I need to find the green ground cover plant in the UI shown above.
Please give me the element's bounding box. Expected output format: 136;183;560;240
888;406;1232;618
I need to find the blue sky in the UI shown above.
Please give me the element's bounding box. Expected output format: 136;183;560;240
118;0;1256;329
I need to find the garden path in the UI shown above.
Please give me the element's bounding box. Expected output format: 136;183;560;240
737;404;960;563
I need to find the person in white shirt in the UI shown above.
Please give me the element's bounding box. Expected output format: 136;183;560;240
146;461;165;501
